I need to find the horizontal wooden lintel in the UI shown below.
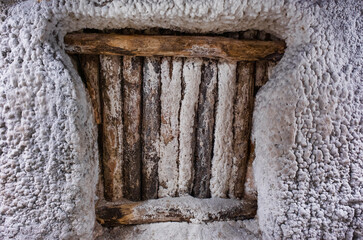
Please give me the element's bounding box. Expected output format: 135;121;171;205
64;33;285;61
96;196;257;227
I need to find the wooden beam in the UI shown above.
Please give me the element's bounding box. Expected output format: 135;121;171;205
79;55;102;124
122;56;142;201
229;61;254;199
96;197;257;227
100;55;124;201
193;60;217;198
142;57;161;200
229;30;257;199
64;33;285;61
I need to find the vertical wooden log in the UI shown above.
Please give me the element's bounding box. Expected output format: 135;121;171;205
229;61;254;199
192;60;218;198
122;56;142;201
79;55;102;124
100;55;123;201
142;57;161;200
178;58;202;196
243;143;257;201
255;31;268;87
158;57;182;198
210;60;237;198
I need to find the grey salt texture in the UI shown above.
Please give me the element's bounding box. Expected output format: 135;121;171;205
0;0;362;239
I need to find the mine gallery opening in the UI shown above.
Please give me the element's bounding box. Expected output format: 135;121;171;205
65;28;285;227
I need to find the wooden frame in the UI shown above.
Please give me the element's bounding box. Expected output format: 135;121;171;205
96;197;257;226
64;33;285;61
67;30;284;227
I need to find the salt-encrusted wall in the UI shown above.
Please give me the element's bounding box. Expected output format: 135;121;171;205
0;0;362;239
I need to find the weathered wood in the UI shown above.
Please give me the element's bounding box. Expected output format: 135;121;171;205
158;57;182;198
79;55;102;124
122;56;142;201
178;58;202;195
229;61;255;199
210;61;237;198
96;197;257;227
243;143;257;201
193;60;217;198
100;55;123;201
255;32;269;87
142;57;161;200
64;33;285;61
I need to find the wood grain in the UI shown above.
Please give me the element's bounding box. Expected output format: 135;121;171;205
96;197;257;227
64;33;285;61
122;56;142;201
100;55;123;201
142;57;161;200
229;61;254;199
193;60;217;198
79;55;102;124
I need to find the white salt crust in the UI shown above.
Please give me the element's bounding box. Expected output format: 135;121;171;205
0;0;362;239
158;57;182;198
95;219;260;240
178;58;202;195
210;61;236;198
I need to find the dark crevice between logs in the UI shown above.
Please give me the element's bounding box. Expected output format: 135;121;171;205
193;59;217;198
177;57;186;197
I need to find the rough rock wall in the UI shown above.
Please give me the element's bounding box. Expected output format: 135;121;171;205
0;0;361;239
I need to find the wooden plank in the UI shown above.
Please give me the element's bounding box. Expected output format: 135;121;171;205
158;57;182;198
142;57;161;200
178;58;202;196
210;60;237;198
96;197;257;227
100;55;123;201
229;61;254;199
193;60;217;198
243;143;257;201
64;33;285;61
122;56;142;201
79;55;102;124
255;32;269;87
